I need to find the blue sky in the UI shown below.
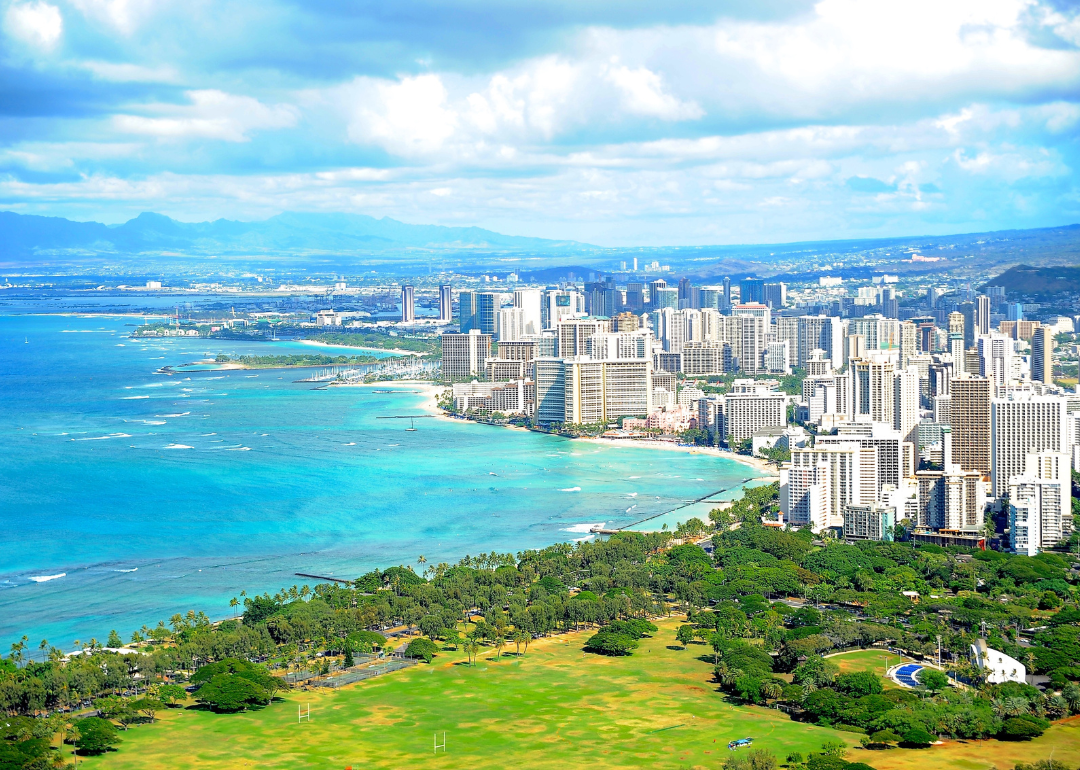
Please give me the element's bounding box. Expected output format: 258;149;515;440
1;0;1079;246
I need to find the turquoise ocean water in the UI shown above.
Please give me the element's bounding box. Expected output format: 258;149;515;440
0;309;758;649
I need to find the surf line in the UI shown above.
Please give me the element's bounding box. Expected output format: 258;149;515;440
607;479;754;532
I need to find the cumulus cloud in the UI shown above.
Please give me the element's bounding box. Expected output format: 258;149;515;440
4;0;62;49
605;64;703;120
2;0;1080;243
346;74;458;156
113;90;299;142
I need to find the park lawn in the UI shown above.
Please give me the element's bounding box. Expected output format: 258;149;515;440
826;649;910;689
77;619;1080;770
868;717;1080;770
79;617;858;770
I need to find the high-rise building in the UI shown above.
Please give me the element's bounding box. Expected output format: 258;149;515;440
513;289;542;335
894;366;921;445
848;314;900;354
611;312;641;332
916;464;986;530
459;290;477;332
959;301;976;349
740;278;765;305
977;333;1012;388
653;287;678;310
722;277;732;312
1010;452;1072;554
441;330;492;379
543;289;584;329
764;340;791;375
535;356;652;426
782;442;877;531
723;390;787;442
459;291;498;333
556;318;609;358
439;284;453;322
699;288;722;311
400;285;415;323
498;307;526;341
682;341;731;376
951;378;992;476
624;283;645;312
798;315;843;370
948;311;965;338
851;358;895;425
899;321;917;369
677;278;693;309
763;282;787;309
843;503;897;542
731;306;770;375
1032;326;1054;384
990;395;1068;498
585;278;618;317
977;295;991;336
817;422;911;490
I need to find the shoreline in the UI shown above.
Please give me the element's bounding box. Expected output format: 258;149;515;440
572;436;780;478
297;338;423;357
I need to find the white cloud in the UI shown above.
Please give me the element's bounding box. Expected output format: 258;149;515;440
346;74;458;156
68;0;154;33
605;65;703;121
113;90;299;142
705;0;1080;115
4;0;62;49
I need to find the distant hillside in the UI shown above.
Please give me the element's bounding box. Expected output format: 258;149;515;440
982;264;1080;297
0;211;591;261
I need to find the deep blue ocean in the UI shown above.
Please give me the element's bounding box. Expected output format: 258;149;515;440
0;303;755;649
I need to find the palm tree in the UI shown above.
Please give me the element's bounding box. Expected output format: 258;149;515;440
229;597;239;619
37;638;48;663
494;635;505;660
464;639;480;666
417;555;427;570
762;680;783;707
9;635;27;666
513;630;528;656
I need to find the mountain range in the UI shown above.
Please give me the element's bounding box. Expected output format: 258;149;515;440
0;211;591;261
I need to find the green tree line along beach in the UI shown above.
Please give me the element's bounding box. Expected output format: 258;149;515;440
5;484;1080;770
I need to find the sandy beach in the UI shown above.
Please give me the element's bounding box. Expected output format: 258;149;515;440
330;379;780;479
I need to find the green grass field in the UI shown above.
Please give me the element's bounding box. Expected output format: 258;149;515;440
826;649;909;689
77;619;1080;770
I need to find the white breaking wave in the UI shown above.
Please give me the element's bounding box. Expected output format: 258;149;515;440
561;522;604;533
29;573;65;583
164;444;193;450
559;486;581;492
122;395;150;400
115;568;138;573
